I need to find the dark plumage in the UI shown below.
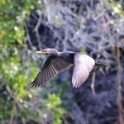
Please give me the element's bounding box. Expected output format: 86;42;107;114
31;48;108;88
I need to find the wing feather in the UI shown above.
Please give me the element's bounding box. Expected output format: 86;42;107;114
47;70;50;80
72;53;95;88
31;56;72;87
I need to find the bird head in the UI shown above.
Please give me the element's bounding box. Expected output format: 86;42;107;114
36;48;58;55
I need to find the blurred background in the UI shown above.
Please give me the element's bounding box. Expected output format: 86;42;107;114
0;0;124;124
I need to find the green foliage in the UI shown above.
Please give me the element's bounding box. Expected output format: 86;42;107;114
0;0;37;121
103;0;124;18
45;93;65;124
81;48;87;54
0;0;66;123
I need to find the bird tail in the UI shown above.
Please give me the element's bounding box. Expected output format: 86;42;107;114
95;62;111;68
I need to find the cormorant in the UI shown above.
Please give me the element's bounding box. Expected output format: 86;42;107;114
31;48;109;88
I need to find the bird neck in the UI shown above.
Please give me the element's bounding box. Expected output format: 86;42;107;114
49;50;62;57
56;52;62;56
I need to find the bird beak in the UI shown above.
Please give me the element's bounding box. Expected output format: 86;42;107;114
36;51;47;54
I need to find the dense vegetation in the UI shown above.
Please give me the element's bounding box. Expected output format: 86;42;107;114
0;0;124;124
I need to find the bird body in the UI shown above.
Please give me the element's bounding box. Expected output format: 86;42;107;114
31;48;108;88
60;51;74;63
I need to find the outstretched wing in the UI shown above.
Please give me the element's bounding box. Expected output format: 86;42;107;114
72;53;95;88
31;56;72;87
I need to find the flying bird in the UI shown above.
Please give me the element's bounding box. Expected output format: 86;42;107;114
31;48;109;88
